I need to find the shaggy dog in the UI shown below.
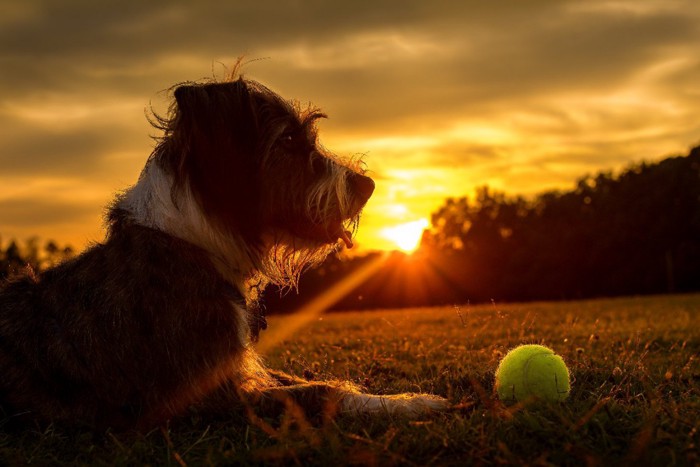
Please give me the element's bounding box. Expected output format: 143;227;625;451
0;71;448;430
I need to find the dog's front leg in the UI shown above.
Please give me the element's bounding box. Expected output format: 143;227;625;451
265;369;309;386
337;391;450;417
253;383;450;419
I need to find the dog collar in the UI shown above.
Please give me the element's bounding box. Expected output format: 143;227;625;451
222;283;267;342
247;303;268;343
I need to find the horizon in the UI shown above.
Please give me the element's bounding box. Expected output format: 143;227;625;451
1;1;700;253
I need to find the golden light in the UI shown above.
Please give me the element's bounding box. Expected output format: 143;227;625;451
379;218;430;253
257;251;388;353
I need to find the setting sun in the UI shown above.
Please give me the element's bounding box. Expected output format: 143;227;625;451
379;218;430;253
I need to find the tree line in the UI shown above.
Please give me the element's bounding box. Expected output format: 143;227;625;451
0;237;75;280
265;145;700;312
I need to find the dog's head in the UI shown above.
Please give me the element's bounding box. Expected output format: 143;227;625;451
150;76;374;286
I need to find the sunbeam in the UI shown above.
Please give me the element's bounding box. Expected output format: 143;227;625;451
256;251;389;353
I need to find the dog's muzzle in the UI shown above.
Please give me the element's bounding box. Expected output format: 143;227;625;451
349;173;375;204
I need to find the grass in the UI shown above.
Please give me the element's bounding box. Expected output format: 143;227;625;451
1;294;699;465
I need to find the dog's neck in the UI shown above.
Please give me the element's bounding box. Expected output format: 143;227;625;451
114;160;262;299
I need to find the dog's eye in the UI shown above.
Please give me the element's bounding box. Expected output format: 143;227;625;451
278;132;297;148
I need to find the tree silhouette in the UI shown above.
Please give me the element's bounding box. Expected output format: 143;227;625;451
420;146;700;302
0;238;75;280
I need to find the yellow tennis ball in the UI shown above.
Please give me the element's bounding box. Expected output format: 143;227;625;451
495;344;570;403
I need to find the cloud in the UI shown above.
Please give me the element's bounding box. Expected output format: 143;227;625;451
0;196;97;227
1;0;700;251
3;1;699;128
0;104;150;177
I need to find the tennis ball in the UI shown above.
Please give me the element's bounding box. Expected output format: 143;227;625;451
495;344;570;404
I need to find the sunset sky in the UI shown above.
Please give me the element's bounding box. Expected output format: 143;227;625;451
1;0;699;252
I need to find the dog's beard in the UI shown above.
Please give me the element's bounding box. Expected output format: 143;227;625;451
294;222;355;249
263;212;361;291
286;208;360;250
261;195;364;291
261;233;339;290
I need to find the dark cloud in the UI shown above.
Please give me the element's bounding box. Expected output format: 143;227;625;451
455;12;697;90
0;116;150;176
2;1;699;132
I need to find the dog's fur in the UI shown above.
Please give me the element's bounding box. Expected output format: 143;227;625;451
0;70;448;430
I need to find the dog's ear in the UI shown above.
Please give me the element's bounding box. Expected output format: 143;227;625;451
173;84;210;140
175;80;251;114
173;84;199;111
172;79;263;242
173;84;220;130
174;80;257;150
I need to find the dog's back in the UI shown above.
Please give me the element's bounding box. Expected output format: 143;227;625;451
0;216;250;428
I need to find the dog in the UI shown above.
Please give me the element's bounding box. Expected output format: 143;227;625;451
0;69;448;430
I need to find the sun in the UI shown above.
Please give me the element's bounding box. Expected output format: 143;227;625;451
379;218;430;253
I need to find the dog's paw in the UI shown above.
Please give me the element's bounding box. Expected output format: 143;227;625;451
340;392;449;417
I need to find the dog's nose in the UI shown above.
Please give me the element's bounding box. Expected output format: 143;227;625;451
349;173;375;202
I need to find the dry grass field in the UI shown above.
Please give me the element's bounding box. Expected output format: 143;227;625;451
1;294;699;465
